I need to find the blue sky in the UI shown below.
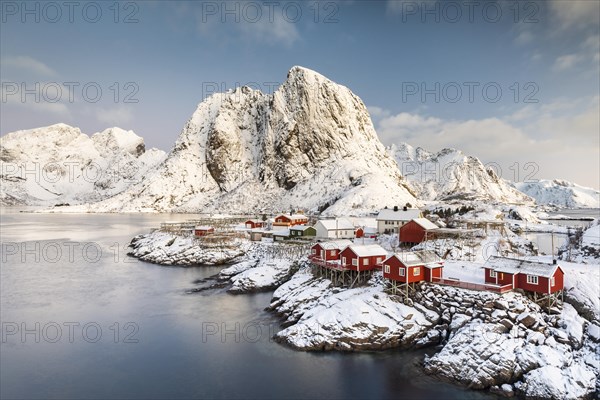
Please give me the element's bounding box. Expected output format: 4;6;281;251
1;0;599;188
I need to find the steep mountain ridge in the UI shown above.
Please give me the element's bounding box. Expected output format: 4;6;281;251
0;124;166;206
387;143;532;203
91;66;418;214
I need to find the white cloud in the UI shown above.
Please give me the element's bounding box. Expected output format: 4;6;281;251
553;54;582;71
238;12;299;47
192;2;299;47
367;105;391;119
515;30;534;45
373;100;600;188
95;106;134;126
549;0;600;30
1;56;56;77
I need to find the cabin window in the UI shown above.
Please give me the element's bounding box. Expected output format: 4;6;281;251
342;257;346;265
551;277;555;286
489;270;497;278
399;267;405;276
384;264;390;274
311;249;316;255
329;250;335;256
362;258;368;266
376;257;382;264
352;258;358;266
413;267;420;276
526;275;538;285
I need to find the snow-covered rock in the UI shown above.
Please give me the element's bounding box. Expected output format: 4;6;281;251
271;269;435;350
514;179;600;208
228;258;296;293
0;124;166;206
387;143;531;204
128;231;248;265
78;66;417;215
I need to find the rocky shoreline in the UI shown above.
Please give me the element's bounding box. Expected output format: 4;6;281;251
128;231;599;399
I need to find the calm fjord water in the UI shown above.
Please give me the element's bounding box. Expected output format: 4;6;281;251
0;210;498;399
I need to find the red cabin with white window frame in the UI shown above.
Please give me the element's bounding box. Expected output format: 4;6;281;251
309;240;353;261
339;244;387;271
382;250;444;283
484;256;564;294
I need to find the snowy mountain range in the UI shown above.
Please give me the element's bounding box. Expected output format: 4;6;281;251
387;143;532;204
1;66;597;212
0;124;165;206
514;179;599;208
56;66;418;215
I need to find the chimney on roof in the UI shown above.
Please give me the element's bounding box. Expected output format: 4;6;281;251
394;205;399;212
403;206;407;211
553;259;557;265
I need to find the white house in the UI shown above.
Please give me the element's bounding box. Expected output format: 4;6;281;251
314;218;355;239
376;207;421;234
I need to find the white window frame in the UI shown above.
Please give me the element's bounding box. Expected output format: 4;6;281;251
352;258;358;266
311;249;316;255
376;257;382;264
399;267;405;276
362;258;368;266
551;277;555;286
489;270;497;278
413;267;420;276
384;264;390;274
342;257;346;265
329;250;335;256
526;275;538;285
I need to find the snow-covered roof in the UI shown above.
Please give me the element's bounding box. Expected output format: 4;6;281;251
410;218;439;230
376;208;421;221
346;244;387;257
385;250;443;267
275;214;308;221
316;218;355;230
245;219;263;223
273;229;290;236
289;225;313;232
317;239;353;250
486;256;561;278
195;225;214;230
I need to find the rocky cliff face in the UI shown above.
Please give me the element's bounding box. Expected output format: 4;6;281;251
387;143;532;204
0;124;165;206
92;66;417;214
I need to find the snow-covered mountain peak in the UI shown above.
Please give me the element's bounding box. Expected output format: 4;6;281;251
0;124;166;206
87;66;417;214
91;127;146;157
514;179;599;208
388;144;532;203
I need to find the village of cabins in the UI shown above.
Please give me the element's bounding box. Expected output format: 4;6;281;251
178;206;564;309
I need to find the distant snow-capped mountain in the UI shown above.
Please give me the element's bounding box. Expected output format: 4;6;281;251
514;179;600;208
0;124;166;206
387;143;532;204
81;66;418;215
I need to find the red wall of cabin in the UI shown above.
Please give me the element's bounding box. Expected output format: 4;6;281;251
399;221;435;244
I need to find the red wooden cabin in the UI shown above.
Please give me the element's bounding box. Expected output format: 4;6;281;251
194;226;215;237
484;256;564;294
245;219;265;229
399;218;439;245
273;214;309;227
310;240;353;261
382;250;443;283
340;244;387;271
